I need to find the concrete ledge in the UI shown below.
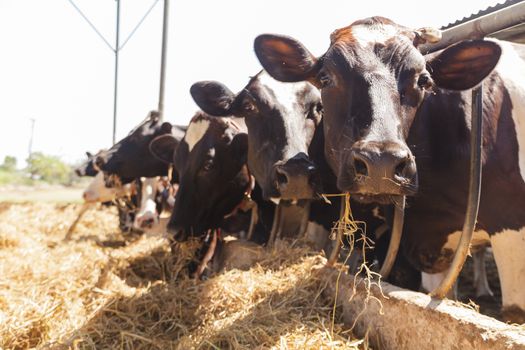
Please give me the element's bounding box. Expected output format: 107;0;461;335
321;267;525;350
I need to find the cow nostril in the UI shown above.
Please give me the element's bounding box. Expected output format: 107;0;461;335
275;168;288;185
395;159;408;178
354;159;368;177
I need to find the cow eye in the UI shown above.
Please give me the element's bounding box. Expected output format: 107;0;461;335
307;102;323;121
417;73;433;90
242;100;257;112
318;72;332;88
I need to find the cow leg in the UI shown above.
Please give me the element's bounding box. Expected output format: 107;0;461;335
490;228;525;324
472;246;494;298
421;272;457;299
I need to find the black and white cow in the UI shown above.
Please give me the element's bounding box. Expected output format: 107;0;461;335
96;110;186;182
75;151;102;177
254;17;525;322
163;112;255;240
190;71;323;202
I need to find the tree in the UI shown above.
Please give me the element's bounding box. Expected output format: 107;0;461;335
0;156;17;172
26;152;72;185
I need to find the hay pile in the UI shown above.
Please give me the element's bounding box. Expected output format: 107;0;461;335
0;202;365;349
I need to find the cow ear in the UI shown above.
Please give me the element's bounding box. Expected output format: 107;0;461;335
254;34;320;83
149;134;178;164
190;81;236;117
230;133;248;165
427;40;501;91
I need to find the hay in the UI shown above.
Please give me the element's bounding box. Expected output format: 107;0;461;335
0;202;365;349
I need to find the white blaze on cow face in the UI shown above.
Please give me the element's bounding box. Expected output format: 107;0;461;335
494;40;525;183
350;24;399;47
490;227;525;318
184;119;211;152
133;177;158;229
256;72;319;160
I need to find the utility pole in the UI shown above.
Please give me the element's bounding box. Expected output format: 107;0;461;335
28;118;35;160
112;0;121;145
158;0;170;118
68;0;161;143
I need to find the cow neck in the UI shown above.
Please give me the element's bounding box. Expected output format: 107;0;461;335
223;164;256;219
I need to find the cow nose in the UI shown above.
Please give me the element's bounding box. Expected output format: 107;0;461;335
351;149;411;178
273;158;320;199
349;141;417;194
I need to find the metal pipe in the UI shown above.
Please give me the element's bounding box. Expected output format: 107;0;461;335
431;85;483;298
421;1;525;53
268;203;283;248
378;195;405;278
158;0;170;118
112;0;121;145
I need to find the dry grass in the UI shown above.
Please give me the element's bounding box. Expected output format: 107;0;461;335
0;202;365;349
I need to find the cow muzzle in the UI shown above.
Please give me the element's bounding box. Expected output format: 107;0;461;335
273;155;322;200
340;141;417;202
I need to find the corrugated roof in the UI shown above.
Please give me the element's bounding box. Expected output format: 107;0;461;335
441;0;524;29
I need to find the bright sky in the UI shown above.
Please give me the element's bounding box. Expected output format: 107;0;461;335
0;0;500;167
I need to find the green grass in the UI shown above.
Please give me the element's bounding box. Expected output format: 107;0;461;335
0;169;33;186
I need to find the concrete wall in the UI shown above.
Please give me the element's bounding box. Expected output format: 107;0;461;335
322;267;525;350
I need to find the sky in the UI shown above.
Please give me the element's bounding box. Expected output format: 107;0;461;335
0;0;501;167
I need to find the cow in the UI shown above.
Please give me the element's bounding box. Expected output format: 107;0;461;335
82;172;131;203
164;112;254;241
253;17;525;323
150;112;276;276
75;151;102;177
132;176;177;230
95;110;186;182
190;71;323;202
189;71;337;246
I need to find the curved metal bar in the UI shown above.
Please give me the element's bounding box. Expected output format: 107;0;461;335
246;203;259;241
327;197;346;266
299;201;311;237
431;85;483;298
378;195;406;278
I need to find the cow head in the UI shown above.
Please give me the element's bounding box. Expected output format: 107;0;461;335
190;71;323;201
75;151;100;177
96;111;174;181
254;17;501;204
166;112;250;241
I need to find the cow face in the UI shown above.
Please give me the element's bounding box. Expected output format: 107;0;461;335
75;151;100;177
167;113;250;241
190;71;323;201
254;17;501;204
96;111;173;181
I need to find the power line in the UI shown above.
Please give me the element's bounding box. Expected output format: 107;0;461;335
67;0;115;52
119;0;160;51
